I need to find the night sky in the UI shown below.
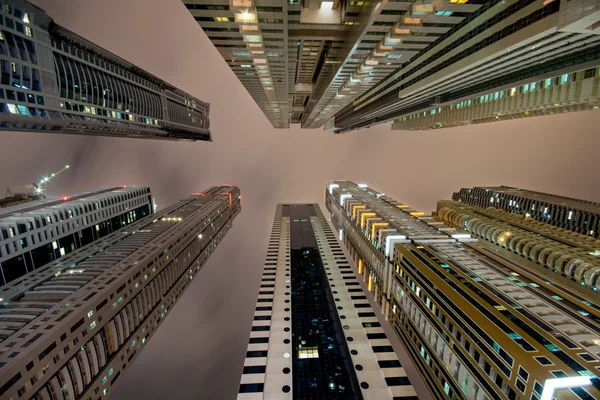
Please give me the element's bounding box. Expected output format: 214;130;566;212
1;0;599;399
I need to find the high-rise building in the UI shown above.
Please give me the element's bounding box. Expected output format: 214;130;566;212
183;0;484;128
0;185;241;399
436;199;600;295
326;181;600;400
237;204;419;399
0;186;154;286
0;0;211;141
329;0;600;133
451;186;600;239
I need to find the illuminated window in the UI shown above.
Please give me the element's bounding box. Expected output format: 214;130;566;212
25;27;32;37
17;105;30;115
90;321;96;329
23;13;30;23
560;74;569;84
298;347;319;359
241;64;252;68
435;11;454;16
213;17;230;22
7;103;18;114
449;0;468;3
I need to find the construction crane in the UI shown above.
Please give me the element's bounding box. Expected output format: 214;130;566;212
0;164;71;207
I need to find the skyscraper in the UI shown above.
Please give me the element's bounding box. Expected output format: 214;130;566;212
0;186;154;286
0;0;211;141
237;204;419;399
329;0;600;133
451;185;600;239
0;185;241;399
326;181;600;400
436;198;600;294
183;0;483;128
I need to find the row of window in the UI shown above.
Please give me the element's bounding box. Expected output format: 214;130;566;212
0;57;40;91
403;66;600;121
335;0;551;125
0;28;35;65
54;53;163;119
459;188;600;239
28;219;210;399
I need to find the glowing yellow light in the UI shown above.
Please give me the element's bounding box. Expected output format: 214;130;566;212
360;213;376;229
352;205;366;219
410;211;425;217
371;222;389;240
397;204;410;209
498;231;511;245
368;275;373;292
358;259;363;274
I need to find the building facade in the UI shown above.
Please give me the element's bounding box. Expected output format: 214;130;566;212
451;186;600;239
326;181;600;400
0;186;153;287
0;0;211;141
436;199;600;295
237;203;418;399
183;0;484;128
330;0;600;133
391;65;600;131
0;185;241;399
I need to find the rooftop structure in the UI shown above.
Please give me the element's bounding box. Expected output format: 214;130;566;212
0;186;153;286
0;0;211;141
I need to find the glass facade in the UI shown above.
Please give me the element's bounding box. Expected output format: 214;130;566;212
286;205;362;399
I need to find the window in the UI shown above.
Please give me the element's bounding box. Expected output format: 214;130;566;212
239;383;264;393
246;350;268;357
378;360;402;368
298;347;319;359
242;365;266;374
213;17;230;22
367;333;387;340
385;377;411;386
535;356;553;366
518;366;529;381
249;337;269;344
251;326;270;331
372;346;394;352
